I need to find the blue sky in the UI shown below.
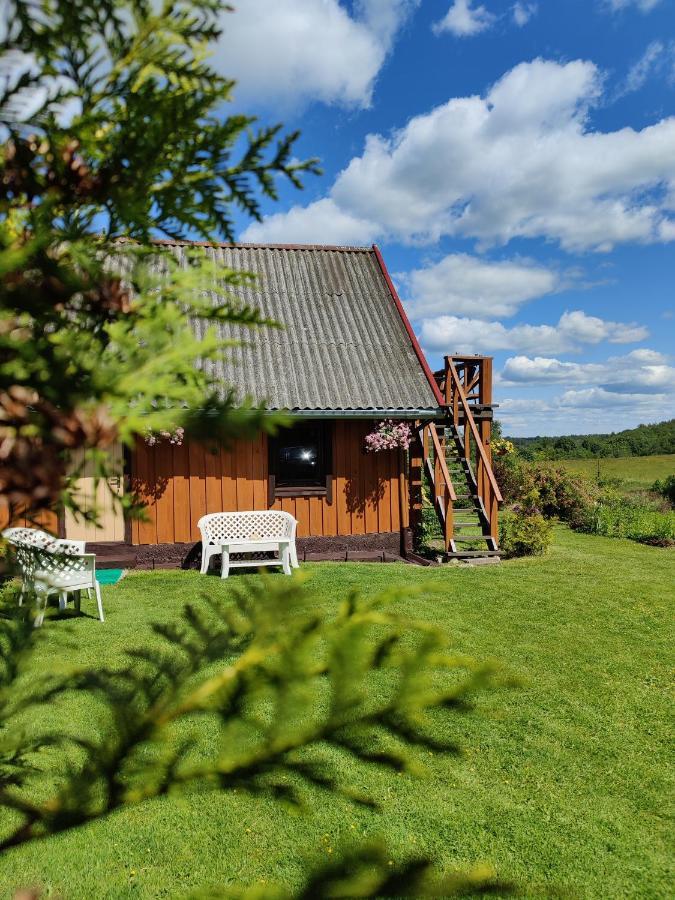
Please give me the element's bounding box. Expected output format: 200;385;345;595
218;0;674;436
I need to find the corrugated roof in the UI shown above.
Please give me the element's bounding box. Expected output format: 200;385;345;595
153;242;440;413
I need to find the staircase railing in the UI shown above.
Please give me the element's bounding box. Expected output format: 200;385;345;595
420;422;456;552
442;356;502;542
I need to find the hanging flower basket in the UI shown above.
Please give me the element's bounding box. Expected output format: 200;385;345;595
364;419;412;452
144;426;185;447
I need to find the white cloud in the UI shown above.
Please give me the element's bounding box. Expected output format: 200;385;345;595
512;2;537;26
242;58;675;252
243;198;378;245
623;41;665;93
403;254;558;319
617;40;675;97
558;387;670;409
420;310;649;356
501;349;674;390
433;0;495;37
213;0;418;110
497;387;674;435
553;310;648;345
605;0;663;12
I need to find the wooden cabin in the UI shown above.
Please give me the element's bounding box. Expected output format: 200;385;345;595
5;243;501;567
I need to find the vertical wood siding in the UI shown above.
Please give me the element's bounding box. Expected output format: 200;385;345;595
130;420;404;544
0;505;58;535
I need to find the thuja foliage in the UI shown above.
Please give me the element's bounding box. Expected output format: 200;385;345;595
0;576;509;896
0;4;512;894
0;0;319;521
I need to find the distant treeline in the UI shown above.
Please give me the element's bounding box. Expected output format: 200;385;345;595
508;419;675;461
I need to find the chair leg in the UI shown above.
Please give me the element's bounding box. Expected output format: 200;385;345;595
34;591;47;628
94;581;104;622
290;543;300;568
220;549;230;579
58;591;68;611
281;545;292;576
200;546;208;575
74;590;82;613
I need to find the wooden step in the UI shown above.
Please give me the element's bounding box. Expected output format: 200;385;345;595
445;549;501;559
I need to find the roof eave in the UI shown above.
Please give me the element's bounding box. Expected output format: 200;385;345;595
271;409;443;420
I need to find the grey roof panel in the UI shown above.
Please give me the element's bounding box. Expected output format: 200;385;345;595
156;243;439;412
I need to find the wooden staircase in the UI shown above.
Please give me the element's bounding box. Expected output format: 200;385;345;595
419;356;503;560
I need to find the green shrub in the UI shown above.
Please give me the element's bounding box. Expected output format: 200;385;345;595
653;474;675;506
499;509;553;558
588;497;675;546
531;465;600;529
493;453;535;504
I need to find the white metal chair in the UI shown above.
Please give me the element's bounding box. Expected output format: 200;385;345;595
33;547;104;624
3;529;104;624
197;510;299;578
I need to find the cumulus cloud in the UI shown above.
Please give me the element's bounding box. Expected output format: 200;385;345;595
512;2;537;26
433;0;495;37
402;254;558;319
420;310;649;356
498;386;674;435
501;349;674;391
242;58;675;252
213;0;418;110
497;352;675;433
243;199;378;246
559;387;657;407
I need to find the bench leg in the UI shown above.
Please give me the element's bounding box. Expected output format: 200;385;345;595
94;581;104;622
220;548;230;579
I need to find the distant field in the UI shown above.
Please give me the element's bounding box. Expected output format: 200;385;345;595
542;454;675;492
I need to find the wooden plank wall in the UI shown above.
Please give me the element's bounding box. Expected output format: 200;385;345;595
0;504;58;535
130;420;405;544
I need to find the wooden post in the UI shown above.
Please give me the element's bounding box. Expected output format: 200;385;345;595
478;357;498;541
407;426;423;555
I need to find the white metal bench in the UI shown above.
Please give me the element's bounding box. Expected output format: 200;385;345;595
197;511;299;578
3;528;104;624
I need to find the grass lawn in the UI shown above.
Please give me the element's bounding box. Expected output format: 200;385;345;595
0;528;672;898
550;454;675;494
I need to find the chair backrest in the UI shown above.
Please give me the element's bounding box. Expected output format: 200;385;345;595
52;538;87;555
198;511;297;544
4;532;94;588
2;527;53;548
35;548;96;584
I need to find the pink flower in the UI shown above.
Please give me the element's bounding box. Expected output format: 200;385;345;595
144;425;185;447
364;420;412;452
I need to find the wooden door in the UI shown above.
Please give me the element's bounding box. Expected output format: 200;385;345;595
64;443;126;542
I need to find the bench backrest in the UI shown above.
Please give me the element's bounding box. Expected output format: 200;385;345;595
198;511;297;544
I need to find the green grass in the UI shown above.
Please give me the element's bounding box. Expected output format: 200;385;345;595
0;529;673;898
552;454;675;493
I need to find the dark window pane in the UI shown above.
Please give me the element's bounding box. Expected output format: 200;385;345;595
273;423;328;487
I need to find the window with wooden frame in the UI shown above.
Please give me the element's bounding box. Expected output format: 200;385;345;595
268;421;333;503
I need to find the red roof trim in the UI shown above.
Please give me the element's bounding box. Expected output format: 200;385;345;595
371;244;446;408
